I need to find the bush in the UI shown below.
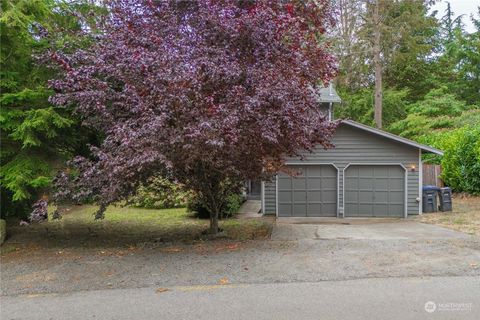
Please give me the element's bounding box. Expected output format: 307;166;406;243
420;125;480;194
130;177;191;209
187;193;244;219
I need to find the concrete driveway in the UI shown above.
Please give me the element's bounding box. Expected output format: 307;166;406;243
272;218;470;241
2;216;479;305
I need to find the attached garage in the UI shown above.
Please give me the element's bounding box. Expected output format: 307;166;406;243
277;165;337;217
261;120;444;218
260;85;444;218
344;165;405;217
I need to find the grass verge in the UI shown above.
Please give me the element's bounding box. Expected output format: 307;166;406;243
417;195;480;236
1;205;272;252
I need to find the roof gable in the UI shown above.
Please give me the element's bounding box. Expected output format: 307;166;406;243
341;120;443;155
317;83;342;103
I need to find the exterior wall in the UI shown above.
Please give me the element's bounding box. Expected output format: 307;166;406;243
264;178;277;214
263;124;421;216
319;103;330;120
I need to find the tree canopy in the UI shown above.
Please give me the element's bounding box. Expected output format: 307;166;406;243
0;0;105;217
331;0;480;194
50;0;338;232
2;0;479;220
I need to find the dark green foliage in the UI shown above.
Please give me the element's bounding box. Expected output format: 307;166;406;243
0;0;103;218
334;1;479;128
335;88;409;127
420;126;480;194
388;87;474;138
434;5;480;105
187;193;244;220
381;0;439;100
387;86;480;194
333;0;479;197
129;178;191;209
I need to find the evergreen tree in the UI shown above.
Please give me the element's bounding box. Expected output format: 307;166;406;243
0;0;103;218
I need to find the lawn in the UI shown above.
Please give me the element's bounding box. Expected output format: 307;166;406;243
1;205;272;252
417;195;480;236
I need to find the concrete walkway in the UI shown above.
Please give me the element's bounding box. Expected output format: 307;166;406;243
237;200;261;218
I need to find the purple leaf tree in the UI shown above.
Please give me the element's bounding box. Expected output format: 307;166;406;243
50;0;337;234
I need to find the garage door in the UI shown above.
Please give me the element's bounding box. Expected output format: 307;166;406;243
344;165;405;217
278;165;337;217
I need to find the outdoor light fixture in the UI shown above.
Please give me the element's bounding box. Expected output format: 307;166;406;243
410;164;416;172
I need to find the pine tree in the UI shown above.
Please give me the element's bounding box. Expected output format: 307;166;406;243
0;0;103;218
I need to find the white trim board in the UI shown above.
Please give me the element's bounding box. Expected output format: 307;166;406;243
275;175;278;218
419;149;423;215
261;181;265;214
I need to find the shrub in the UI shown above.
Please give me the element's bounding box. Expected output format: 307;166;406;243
130;178;191;209
30;199;48;222
188;192;244;220
420;125;480;194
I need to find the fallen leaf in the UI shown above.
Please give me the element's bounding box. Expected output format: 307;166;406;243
162;247;183;253
103;270;115;277
218;277;229;285
156;288;169;294
25;294;44;298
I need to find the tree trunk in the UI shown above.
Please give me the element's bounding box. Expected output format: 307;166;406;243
209;209;219;234
373;0;383;129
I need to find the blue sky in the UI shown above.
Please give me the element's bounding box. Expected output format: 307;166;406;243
431;0;479;33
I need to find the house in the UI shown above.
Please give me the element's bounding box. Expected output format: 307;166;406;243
257;84;443;218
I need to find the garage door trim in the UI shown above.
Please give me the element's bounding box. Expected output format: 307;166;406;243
276;162;340;218
342;163;407;218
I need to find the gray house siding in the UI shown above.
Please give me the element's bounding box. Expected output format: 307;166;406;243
264;124;421;216
264;180;276;214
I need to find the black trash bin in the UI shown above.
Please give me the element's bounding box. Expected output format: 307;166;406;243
423;185;440;213
439;187;453;212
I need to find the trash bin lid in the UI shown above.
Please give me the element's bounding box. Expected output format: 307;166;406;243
440;187;451;191
423;185;441;191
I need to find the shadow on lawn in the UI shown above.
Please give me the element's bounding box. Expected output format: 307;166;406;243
1;205;273;252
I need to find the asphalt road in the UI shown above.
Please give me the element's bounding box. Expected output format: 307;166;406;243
2;276;479;320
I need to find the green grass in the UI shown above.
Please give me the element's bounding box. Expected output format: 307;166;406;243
3;205;272;250
56;205;196;227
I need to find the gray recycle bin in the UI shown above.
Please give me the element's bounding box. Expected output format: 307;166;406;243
439;187;452;212
422;185;440;213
